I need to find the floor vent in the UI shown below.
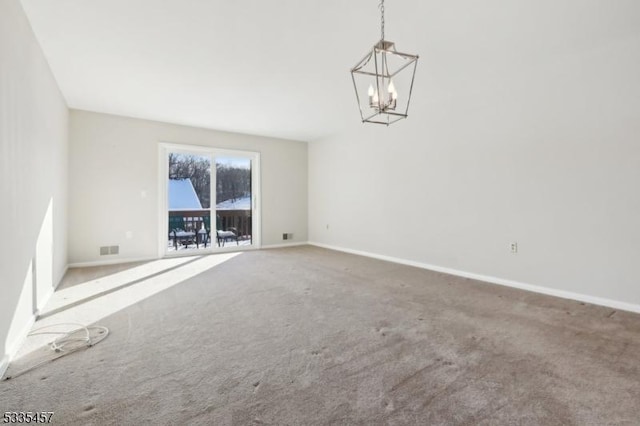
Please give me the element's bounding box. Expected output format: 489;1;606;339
100;246;119;255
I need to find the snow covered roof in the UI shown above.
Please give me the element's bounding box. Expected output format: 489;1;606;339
169;179;203;210
216;196;251;210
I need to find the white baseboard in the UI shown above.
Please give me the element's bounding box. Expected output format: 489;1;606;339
54;264;69;290
309;242;640;314
68;244;308;267
36;287;54;314
2;264;66;380
0;355;9;380
5;314;36;358
68;256;158;269
2;313;37;380
262;242;308;249
68;243;312;267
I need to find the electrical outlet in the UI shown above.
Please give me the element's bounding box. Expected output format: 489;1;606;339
283;233;288;240
100;246;109;256
109;245;119;255
511;242;518;254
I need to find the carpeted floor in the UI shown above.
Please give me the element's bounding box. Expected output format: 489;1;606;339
1;246;639;425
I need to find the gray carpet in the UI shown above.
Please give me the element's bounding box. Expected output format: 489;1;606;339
1;246;639;425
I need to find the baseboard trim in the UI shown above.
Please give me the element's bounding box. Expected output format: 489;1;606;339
0;355;9;380
54;264;69;290
2;313;37;380
5;315;36;358
2;263;65;380
69;245;310;267
309;242;640;314
68;256;158;269
262;242;308;249
36;287;54;314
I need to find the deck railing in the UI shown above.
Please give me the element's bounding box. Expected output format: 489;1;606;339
168;209;252;239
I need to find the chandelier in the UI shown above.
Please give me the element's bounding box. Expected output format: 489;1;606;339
350;0;419;125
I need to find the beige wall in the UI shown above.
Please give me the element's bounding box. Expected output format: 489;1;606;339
68;110;307;264
309;5;640;308
0;1;69;366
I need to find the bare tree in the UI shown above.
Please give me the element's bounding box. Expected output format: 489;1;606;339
169;153;211;208
169;153;250;207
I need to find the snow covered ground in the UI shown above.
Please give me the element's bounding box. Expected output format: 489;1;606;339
216;196;251;210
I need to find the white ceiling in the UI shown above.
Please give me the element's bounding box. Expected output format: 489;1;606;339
20;0;640;141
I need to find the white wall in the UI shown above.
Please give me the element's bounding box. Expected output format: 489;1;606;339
309;2;640;307
0;1;68;367
68;110;307;264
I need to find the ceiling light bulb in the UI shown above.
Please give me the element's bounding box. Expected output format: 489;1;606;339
388;80;396;95
368;85;374;96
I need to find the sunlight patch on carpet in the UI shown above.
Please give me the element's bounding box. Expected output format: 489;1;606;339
11;253;241;362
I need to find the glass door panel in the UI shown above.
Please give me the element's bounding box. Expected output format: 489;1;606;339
167;151;212;252
215;156;253;247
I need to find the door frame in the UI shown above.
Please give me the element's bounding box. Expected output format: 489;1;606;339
158;142;261;258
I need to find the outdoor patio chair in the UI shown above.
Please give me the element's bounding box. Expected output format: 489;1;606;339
217;227;239;247
168;215;197;249
200;215;239;247
213;215;238;247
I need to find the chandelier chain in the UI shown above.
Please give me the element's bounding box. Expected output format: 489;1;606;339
379;0;385;40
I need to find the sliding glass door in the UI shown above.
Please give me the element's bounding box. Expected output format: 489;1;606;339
160;144;260;256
